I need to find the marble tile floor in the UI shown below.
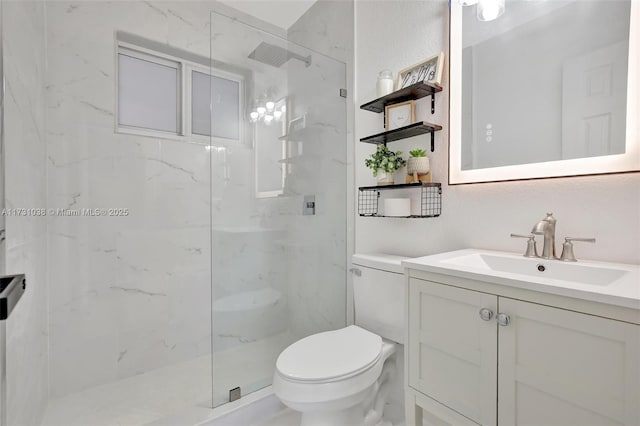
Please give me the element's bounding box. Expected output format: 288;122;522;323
42;332;293;426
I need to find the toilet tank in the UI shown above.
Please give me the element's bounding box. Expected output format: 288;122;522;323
352;253;408;344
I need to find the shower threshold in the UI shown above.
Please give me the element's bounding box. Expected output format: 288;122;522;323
150;386;298;426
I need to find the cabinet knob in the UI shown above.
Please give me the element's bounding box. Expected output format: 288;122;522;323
479;308;494;321
496;313;511;327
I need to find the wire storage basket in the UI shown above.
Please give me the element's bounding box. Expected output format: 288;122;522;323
419;183;441;217
358;189;380;216
357;182;441;218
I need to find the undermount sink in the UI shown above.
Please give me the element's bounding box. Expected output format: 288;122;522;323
402;249;640;310
441;252;627;286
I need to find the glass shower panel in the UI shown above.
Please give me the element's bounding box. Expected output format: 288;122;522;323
209;11;348;407
42;2;214;422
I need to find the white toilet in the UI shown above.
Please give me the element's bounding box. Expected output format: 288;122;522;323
273;254;407;426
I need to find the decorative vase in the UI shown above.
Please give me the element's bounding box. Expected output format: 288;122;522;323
407;157;430;175
376;171;394;186
376;70;395;97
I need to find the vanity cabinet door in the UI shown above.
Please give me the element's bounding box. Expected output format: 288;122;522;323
408;279;498;425
498;298;640;426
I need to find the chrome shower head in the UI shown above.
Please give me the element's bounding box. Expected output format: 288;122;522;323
247;42;311;68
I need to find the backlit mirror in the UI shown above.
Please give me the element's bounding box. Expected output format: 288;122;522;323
449;0;639;184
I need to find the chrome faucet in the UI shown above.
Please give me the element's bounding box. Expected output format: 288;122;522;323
512;213;595;261
531;212;557;259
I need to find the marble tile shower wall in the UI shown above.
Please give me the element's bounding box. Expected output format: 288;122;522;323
209;4;351;346
2;1;49;424
284;0;353;340
207;13;289;352
44;0;322;399
208;6;350;354
281;54;348;340
45;1;220;398
44;0;352;399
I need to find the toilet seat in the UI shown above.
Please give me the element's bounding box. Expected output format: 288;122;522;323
276;325;382;383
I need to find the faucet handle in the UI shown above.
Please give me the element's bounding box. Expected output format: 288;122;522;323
510;233;539;258
564;237;596;243
560;237;596;262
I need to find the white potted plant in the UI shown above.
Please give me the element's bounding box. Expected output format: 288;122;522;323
406;149;430;183
365;145;406;185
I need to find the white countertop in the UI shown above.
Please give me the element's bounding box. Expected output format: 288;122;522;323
403;249;640;310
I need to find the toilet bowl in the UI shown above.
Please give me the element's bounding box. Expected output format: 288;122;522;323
274;326;396;426
273;254;407;426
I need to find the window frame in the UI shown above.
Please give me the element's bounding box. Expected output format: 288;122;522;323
186;63;244;146
115;41;244;146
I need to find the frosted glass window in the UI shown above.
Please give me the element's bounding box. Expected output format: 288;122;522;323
192;71;240;139
192;71;211;136
118;53;178;133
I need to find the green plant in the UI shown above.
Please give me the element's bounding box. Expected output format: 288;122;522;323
365;145;407;177
409;149;427;158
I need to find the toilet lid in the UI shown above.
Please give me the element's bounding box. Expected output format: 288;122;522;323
276;325;382;382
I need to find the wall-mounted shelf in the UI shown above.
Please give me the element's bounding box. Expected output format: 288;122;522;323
360;121;442;152
358;182;441;218
360;81;443;114
358;81;444;217
358;182;437;191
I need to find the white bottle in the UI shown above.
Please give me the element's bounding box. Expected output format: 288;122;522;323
376;70;394;97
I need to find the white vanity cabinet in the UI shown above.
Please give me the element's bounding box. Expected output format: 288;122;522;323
405;273;640;426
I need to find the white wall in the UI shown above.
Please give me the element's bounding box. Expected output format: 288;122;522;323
355;1;640;265
2;1;49;424
355;5;638;419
